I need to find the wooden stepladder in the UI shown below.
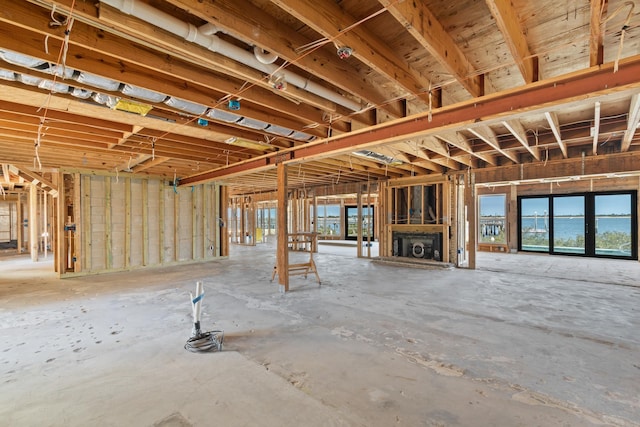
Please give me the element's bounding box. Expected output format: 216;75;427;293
271;232;321;286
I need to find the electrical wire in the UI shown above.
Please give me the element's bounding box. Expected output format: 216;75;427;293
184;329;224;353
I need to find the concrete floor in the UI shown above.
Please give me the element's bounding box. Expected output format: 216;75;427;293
0;244;639;426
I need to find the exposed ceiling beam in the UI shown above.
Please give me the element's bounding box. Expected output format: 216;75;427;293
467;125;519;163
484;0;538;84
622;94;640;152
592;101;601;155
2;164;10;183
11;166;58;196
438;132;498;166
590;0;608;66
165;0;405;118
544;112;568;158
181;54;640;185
378;0;484;98
373;146;444;174
395;139;460;170
503;119;540;160
270;0;433;109
96;4;329;112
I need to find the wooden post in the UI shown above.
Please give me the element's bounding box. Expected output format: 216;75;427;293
55;172;65;275
16;193;23;254
173;185;179;261
276;163;289;292
142;179;149;265
29;183;38;262
82;175;91;271
220;185;228;257
105;176;112;270
159;182;165;263
465;171;477;269
357;185;362;258
43;188;48;260
442;179;451;263
72;174;80;271
312;195;318;252
367;180;372;258
509;184;518;252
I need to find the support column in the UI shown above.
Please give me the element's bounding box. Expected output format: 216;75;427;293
465;171;477;269
16;193;23;253
219;185;228;257
29;183;38;262
43;190;48;260
356;185;362;258
276;163;289;292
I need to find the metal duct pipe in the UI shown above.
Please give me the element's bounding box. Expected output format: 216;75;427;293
101;0;362;111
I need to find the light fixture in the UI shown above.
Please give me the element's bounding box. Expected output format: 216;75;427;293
336;46;353;60
268;73;286;90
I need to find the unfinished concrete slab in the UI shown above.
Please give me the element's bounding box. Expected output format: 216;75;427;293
1;246;639;426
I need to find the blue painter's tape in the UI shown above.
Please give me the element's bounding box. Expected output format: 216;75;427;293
192;293;204;304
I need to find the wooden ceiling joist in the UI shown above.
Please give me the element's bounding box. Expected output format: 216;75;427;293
379;0;484;98
271;0;433;108
544;112;568;158
622;94;640;152
485;0;538;84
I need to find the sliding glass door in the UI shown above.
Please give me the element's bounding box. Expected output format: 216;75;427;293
518;191;637;260
519;197;549;252
594;193;634;257
552;196;585;255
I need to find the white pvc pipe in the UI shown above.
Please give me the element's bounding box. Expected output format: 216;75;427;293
101;0;362;111
193;281;203;324
254;46;278;65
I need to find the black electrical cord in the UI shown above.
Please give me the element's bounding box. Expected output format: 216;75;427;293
184;322;224;353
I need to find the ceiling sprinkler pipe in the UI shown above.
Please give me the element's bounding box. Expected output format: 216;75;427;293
101;0;361;112
254;46;278;65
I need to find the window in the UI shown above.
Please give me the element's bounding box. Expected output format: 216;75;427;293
317;203;341;236
345;205;374;240
519;197;549;252
518;191;637;259
479;194;506;244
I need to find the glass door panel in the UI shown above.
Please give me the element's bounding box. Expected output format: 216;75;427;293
520;197;549;252
345;206;374;240
594;194;633;257
552;196;585;254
